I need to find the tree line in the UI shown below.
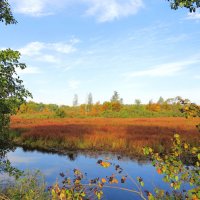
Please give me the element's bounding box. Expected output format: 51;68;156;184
17;93;189;118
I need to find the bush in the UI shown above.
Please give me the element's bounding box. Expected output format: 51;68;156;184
54;108;66;118
143;134;200;199
1;171;49;200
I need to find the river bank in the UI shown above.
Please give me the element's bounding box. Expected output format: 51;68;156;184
9;117;200;158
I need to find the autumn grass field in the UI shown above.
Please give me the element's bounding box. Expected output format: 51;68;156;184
10;116;200;157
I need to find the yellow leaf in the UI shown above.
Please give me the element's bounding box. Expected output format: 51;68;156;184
60;190;66;200
102;178;107;183
101;161;111;168
112;178;118;184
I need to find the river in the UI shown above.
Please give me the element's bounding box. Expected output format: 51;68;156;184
2;147;174;200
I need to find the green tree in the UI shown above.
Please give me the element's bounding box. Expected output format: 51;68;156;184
157;96;164;105
168;0;200;12
0;50;32;128
0;0;17;25
110;91;123;104
0;1;31;176
135;99;141;106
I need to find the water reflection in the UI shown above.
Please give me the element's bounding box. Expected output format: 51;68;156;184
66;152;78;161
3;147;171;200
19;145;149;164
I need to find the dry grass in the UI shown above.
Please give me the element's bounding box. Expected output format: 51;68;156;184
10;116;200;156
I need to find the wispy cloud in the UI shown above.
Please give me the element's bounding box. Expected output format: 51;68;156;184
50;39;80;54
84;0;144;22
36;54;59;63
19;39;79;57
8;155;38;164
19;42;45;56
124;59;199;78
10;0;143;22
10;0;54;17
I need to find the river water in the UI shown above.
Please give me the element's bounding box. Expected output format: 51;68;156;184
2;147;174;200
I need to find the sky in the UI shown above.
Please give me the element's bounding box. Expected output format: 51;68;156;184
1;0;200;105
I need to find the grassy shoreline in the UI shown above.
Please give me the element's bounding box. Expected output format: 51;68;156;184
9;116;200;158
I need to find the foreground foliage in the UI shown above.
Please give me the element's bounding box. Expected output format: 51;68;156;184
0;171;49;200
179;98;200;132
144;134;200;200
0;0;31;177
0;0;17;25
0;48;31;176
168;0;200;12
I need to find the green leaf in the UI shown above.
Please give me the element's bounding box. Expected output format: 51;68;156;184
141;181;144;187
198;153;200;160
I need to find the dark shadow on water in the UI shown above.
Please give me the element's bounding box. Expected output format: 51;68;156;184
16;145;149;166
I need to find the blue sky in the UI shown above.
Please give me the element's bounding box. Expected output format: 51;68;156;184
1;0;200;105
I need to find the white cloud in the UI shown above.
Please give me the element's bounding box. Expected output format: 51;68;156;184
10;0;143;22
19;42;45;56
36;54;59;63
125;59;199;78
84;0;144;22
50;39;79;54
10;0;54;17
68;80;80;90
8;154;38;164
19;39;79;57
10;0;71;17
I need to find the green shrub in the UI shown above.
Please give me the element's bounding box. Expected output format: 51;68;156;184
54;108;66;118
1;171;49;200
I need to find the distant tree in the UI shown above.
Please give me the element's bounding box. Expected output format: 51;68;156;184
79;104;86;116
85;93;93;113
134;99;141;106
157;96;164;105
91;101;102;116
111;91;119;102
0;0;17;25
111;101;122;112
148;99;153;105
55;107;66;118
102;101;112;112
110;91;123;104
47;104;58;112
168;0;200;12
73;94;78;107
165;98;174;104
87;92;93;105
147;103;161;112
165;97;184;105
